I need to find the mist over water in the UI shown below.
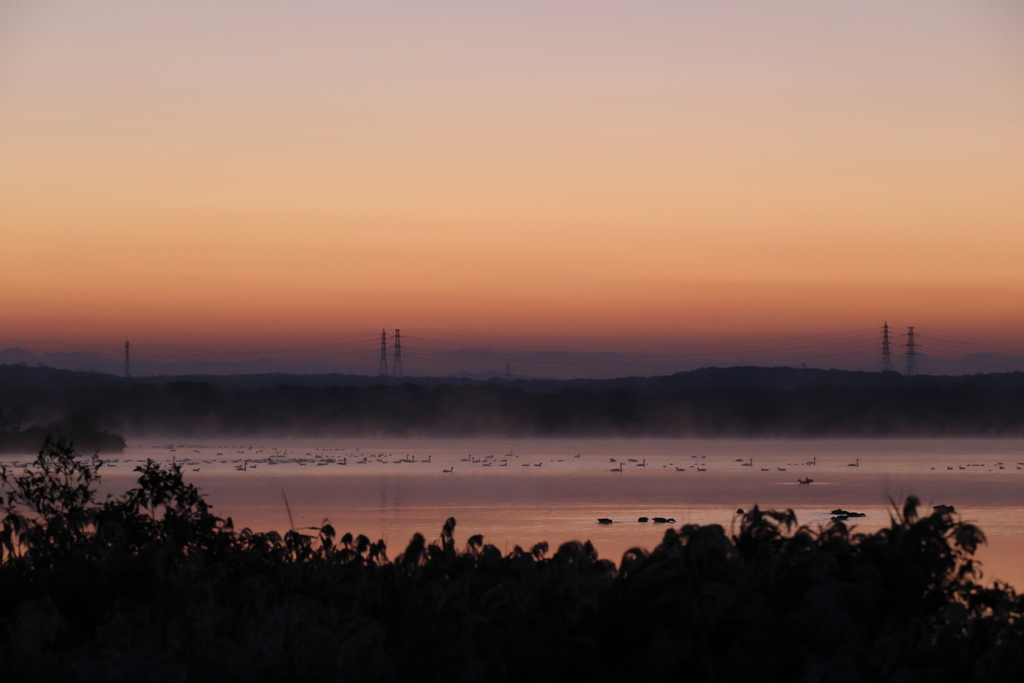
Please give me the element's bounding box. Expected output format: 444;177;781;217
32;437;1021;588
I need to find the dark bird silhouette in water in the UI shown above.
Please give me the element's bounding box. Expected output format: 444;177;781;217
638;517;649;523
597;518;613;524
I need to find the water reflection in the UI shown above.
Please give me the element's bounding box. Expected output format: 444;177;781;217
21;437;1022;586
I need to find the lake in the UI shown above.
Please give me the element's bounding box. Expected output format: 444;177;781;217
9;437;1024;587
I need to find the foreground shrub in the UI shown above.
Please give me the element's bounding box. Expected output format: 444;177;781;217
1;438;1022;682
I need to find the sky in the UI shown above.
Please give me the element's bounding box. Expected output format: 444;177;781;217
2;1;1023;377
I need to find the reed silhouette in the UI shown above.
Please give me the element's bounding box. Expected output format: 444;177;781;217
1;437;1022;682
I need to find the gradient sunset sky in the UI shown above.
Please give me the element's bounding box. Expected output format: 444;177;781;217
2;1;1023;376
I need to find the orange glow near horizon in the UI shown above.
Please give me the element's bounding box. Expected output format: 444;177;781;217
2;2;1023;371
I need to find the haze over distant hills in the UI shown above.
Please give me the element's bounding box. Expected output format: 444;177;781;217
4;363;1024;439
3;346;1024;381
4;360;1024;394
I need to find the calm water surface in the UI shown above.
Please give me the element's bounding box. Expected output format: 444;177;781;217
8;438;1024;586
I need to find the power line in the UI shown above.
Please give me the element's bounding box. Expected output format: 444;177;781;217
393;329;403;378
880;322;892;373
378;329;389;377
402;329;876;356
905;327;918;377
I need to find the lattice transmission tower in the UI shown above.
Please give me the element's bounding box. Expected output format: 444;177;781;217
392;329;403;378
905;326;918;377
378;329;389;377
880;322;892;372
124;340;131;378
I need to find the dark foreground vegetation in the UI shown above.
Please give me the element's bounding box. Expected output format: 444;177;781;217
6;377;1024;437
3;440;1024;682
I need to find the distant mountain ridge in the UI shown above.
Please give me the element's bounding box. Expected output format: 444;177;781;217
3;362;1024;393
4;346;1024;380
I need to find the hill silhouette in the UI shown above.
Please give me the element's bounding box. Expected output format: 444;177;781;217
5;362;1024;392
4;364;1024;438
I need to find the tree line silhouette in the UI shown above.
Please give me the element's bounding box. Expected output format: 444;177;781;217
0;404;125;453
1;437;1022;681
5;380;1024;439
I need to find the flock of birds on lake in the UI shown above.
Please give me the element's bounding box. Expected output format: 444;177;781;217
5;445;1023;482
0;446;977;531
